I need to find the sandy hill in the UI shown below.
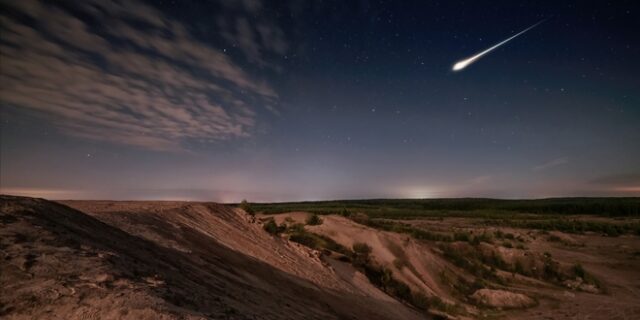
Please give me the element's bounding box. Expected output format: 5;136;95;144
1;196;425;320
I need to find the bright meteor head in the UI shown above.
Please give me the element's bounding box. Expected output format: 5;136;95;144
451;19;546;72
452;60;470;71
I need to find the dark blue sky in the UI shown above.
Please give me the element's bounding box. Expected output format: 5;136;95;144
1;0;639;201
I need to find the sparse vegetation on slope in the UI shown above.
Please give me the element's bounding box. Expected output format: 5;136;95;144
282;224;460;316
306;213;323;225
349;242;460;314
263;218;286;235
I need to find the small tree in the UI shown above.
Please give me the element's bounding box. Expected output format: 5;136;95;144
239;199;254;216
263;218;279;234
306;213;323;226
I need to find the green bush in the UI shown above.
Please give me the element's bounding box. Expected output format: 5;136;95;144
286;227;351;256
356;259;440;312
263;218;285;235
289;232;318;248
306;213;323;225
239;199;255;215
353;242;372;255
340;208;351;217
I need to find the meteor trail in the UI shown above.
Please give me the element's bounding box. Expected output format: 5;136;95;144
452;19;546;72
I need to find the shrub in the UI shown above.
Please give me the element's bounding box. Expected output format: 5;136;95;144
316;234;351;255
289;232;318;248
239;199;255;215
358;262;436;312
340;208;351;217
263;218;284;235
353;242;372;255
306;213;323;225
286;227;351;257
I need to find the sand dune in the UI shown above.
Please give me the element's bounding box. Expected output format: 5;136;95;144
1;196;425;319
3;196;639;319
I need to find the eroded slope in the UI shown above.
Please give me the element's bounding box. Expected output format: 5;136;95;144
1;196;425;320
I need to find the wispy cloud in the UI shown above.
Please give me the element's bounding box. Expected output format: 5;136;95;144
532;157;568;171
0;0;285;151
468;175;493;185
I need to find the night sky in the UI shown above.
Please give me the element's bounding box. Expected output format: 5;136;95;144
1;0;639;201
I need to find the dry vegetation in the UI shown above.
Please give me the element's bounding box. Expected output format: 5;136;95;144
252;198;640;319
2;196;639;319
1;196;424;320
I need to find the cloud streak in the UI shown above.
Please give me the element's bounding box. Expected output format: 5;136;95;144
0;0;284;151
532;157;568;172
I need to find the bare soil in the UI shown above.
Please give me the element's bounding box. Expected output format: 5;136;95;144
2;195;639;319
1;196;424;320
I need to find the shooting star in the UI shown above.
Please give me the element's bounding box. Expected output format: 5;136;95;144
452;19;546;72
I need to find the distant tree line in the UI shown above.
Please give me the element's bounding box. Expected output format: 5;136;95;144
248;198;640;217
